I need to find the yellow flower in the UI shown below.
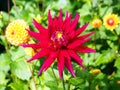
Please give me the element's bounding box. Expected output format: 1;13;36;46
90;69;101;75
24;40;36;57
92;18;102;28
5;19;30;46
117;80;120;84
103;14;119;30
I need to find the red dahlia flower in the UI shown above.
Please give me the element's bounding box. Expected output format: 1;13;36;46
21;9;95;78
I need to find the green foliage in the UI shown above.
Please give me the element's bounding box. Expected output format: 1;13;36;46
0;0;120;90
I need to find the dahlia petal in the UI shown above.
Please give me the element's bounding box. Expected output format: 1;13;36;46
26;30;40;40
71;13;80;30
75;22;89;36
67;38;91;49
78;32;94;40
75;46;96;53
21;43;41;48
48;10;53;30
58;50;65;78
68;31;75;39
27;49;49;62
59;9;62;22
68;50;84;70
64;14;72;33
63;50;76;77
33;19;47;33
65;11;68;19
38;52;57;75
48;10;53;23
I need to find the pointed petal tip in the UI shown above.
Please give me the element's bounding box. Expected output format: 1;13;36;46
38;68;44;75
59;74;63;79
72;73;76;77
33;18;36;23
38;71;41;76
20;44;27;47
27;58;33;62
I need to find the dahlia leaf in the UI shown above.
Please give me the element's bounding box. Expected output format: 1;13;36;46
11;60;31;80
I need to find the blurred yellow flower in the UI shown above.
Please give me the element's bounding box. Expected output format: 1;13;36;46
90;69;101;75
92;18;102;28
24;40;36;57
117;80;120;84
103;14;119;30
5;19;30;46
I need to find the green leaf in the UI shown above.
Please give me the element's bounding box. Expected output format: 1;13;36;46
45;81;58;90
115;25;120;35
8;80;29;90
69;77;84;86
94;49;116;66
0;71;8;85
0;53;11;72
0;35;7;46
0;85;5;90
10;60;31;80
114;57;120;70
10;47;26;61
77;4;90;17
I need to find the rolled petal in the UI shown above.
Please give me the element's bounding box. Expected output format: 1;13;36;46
33;19;47;33
71;13;80;30
58;50;65;78
63;50;76;77
48;10;53;23
68;50;84;70
75;22;89;36
77;32;94;40
38;51;58;75
67;38;91;49
75;46;96;53
58;9;62;22
65;11;68;19
48;10;53;30
21;43;41;48
63;14;72;33
26;29;41;40
27;49;50;62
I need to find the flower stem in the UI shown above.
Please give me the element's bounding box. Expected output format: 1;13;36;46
51;67;59;86
7;0;10;22
62;74;66;90
28;63;37;90
94;28;96;60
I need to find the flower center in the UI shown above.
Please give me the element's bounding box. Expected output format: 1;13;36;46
51;31;67;49
107;18;114;26
11;30;15;35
